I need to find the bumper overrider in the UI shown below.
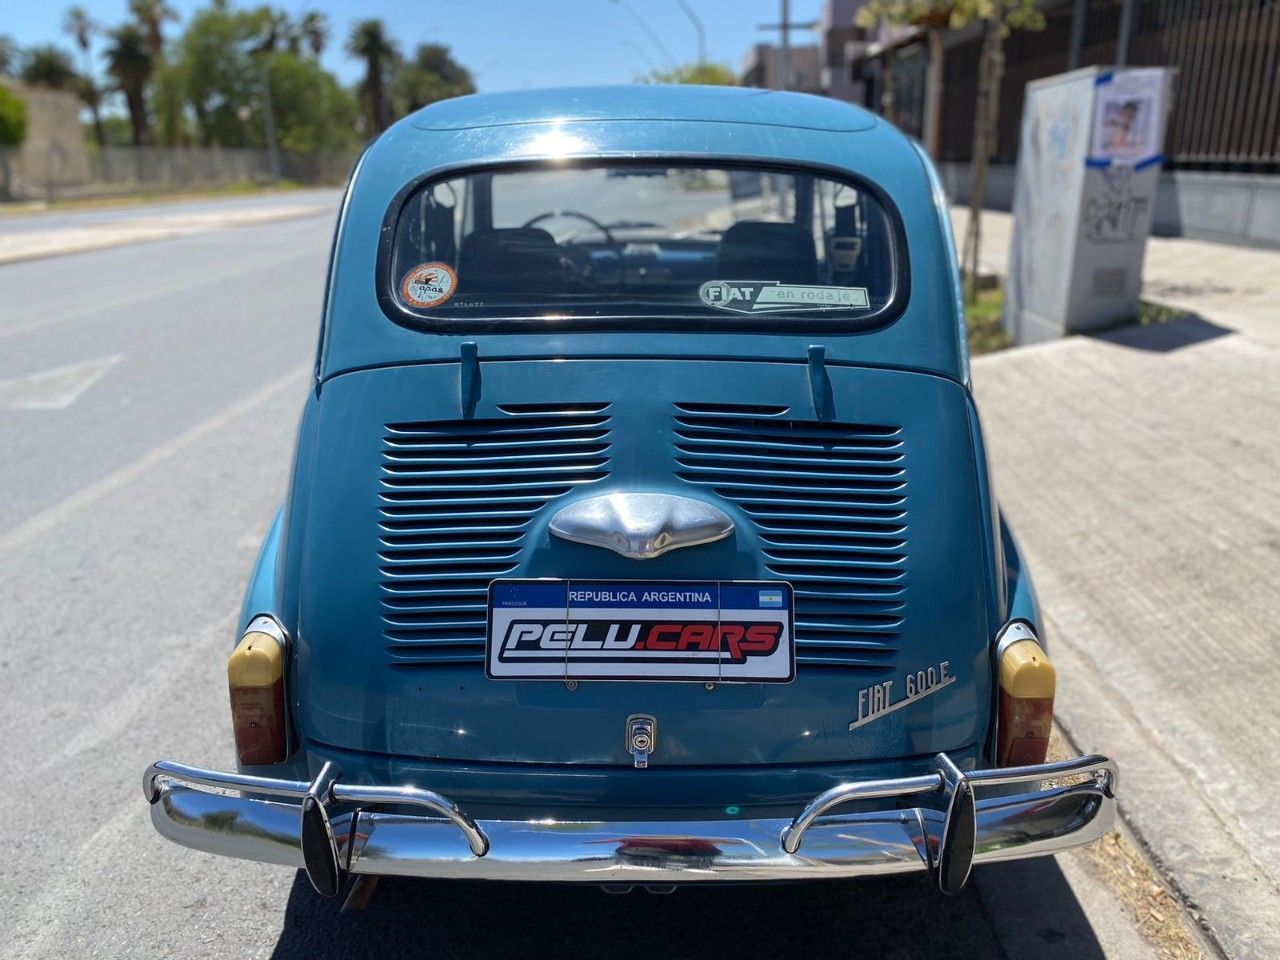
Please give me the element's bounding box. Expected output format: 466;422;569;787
143;752;1117;896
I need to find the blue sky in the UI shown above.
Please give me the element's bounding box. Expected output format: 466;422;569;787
5;0;824;92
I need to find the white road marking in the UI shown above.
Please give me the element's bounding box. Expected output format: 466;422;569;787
0;362;309;556
0;353;121;411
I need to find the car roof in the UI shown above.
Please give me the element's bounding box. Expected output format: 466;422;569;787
320;87;964;384
408;85;879;133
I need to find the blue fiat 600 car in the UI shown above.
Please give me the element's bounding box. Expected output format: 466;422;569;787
144;86;1117;899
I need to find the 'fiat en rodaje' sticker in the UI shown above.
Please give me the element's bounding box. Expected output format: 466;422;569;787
699;280;870;314
401;262;458;308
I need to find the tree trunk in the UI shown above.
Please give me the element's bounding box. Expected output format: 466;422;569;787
193;102;212;147
88;96;107;149
925;27;945;158
962;16;1004;305
126;88;150;146
880;51;895;127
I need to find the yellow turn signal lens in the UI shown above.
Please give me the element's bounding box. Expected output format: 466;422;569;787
228;626;288;765
997;636;1055;766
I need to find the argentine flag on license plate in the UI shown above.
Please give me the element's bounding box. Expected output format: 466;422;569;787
758;589;784;608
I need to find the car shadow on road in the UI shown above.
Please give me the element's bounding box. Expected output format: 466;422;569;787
268;856;1108;960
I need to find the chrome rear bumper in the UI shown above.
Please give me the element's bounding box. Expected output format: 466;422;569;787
144;754;1117;893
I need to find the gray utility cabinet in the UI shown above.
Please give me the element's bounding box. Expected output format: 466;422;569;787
1004;66;1174;344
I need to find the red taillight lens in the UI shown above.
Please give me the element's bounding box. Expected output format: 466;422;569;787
228;622;288;765
997;635;1055;766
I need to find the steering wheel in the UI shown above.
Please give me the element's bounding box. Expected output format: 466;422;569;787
522;210;626;290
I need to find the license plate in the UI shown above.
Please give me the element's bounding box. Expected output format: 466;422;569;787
486;579;794;682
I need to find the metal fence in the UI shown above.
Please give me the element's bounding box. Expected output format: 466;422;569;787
0;145;358;202
1130;0;1280;169
925;0;1280;172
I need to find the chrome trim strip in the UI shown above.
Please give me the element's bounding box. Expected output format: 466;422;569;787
144;760;490;858
549;492;734;560
244;614;287;646
144;759;308;802
146;752;1116;885
330;782;489;857
780;774;942;854
967;753;1119;793
994;620;1039;661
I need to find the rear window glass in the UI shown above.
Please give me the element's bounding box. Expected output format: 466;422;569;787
388;162;901;325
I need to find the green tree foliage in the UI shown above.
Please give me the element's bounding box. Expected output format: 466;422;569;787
347;19;399;133
163;4;356;153
855;0;1042;32
0;85;27;145
170;5;261;146
643;62;738;86
0;84;27;201
266;52;357;152
392;44;475;114
19;44;81;89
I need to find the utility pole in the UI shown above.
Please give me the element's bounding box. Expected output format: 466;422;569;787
756;1;817;91
674;0;707;65
611;0;676;69
781;0;789;91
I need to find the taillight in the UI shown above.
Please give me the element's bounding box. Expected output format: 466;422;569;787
996;625;1055;766
228;617;289;765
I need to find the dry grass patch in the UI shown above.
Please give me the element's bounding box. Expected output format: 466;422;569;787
1048;726;1211;960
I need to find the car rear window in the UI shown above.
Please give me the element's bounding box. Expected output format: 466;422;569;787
387;161;902;327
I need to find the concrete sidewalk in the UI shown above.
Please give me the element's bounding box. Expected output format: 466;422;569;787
952;206;1280;341
0;194;334;265
965;210;1280;958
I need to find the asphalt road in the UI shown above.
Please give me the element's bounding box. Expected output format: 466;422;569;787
0;188;339;235
0;195;1154;960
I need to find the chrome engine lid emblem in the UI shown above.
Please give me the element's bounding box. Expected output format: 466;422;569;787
549;493;734;560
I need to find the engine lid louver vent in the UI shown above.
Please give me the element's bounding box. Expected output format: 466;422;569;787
379;404;611;665
673;402;907;670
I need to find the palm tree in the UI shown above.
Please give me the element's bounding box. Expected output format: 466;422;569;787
300;11;328;58
253;9;292;55
103;24;152;145
19;45;80;89
128;0;178;57
346;19;398;133
63;6;106;148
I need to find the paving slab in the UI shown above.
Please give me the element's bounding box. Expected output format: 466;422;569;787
967;217;1280;957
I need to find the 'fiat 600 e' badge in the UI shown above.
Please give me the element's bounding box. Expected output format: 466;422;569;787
699;279;870;315
401;261;458;308
850;661;955;730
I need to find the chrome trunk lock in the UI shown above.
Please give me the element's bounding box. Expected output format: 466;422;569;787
626;714;657;768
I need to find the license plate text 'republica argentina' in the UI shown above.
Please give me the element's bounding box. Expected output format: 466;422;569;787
487;580;795;682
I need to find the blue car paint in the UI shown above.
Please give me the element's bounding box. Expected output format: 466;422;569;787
318;90;962;380
234;86;1039;814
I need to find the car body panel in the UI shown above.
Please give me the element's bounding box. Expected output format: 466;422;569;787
287;358;992;774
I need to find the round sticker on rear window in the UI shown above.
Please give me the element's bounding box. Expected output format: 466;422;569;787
400;262;457;308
